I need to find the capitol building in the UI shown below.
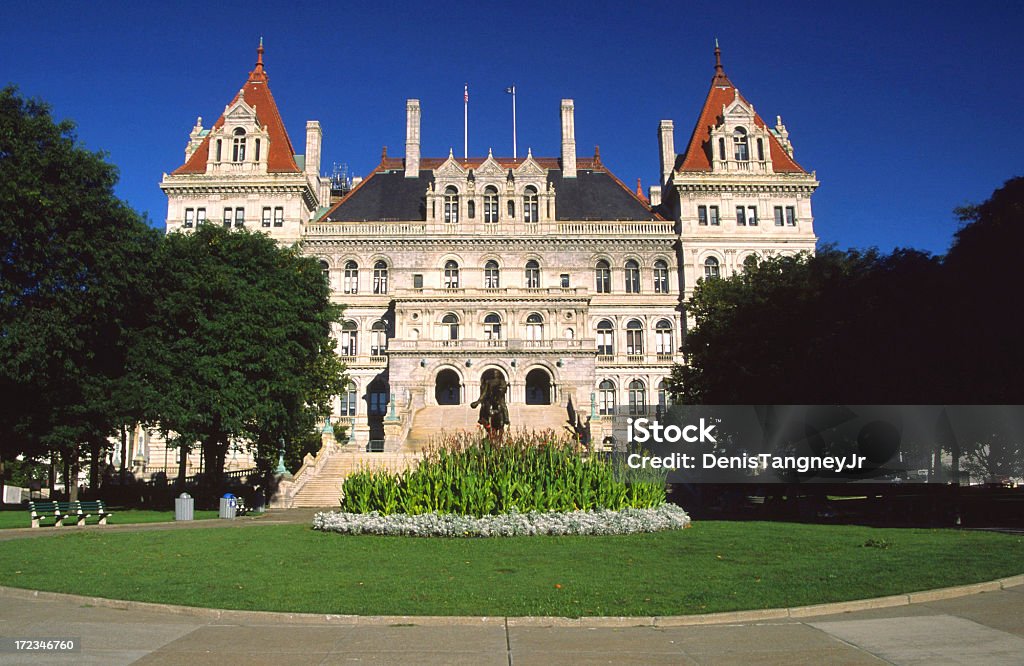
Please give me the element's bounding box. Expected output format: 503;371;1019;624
145;41;817;495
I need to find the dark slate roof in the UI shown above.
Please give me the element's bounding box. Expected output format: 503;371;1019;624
325;169;432;222
323;160;661;222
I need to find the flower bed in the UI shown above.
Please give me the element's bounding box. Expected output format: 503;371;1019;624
312;503;691;537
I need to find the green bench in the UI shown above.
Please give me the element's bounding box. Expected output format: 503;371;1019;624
28;500;113;528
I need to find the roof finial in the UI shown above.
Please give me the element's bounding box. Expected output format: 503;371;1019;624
714;38;723;75
249;37;267;81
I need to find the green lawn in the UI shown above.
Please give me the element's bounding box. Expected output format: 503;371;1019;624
0;521;1021;616
0;508;222;529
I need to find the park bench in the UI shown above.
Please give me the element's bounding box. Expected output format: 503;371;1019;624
75;500;113;526
28;500;64;528
27;500;113;528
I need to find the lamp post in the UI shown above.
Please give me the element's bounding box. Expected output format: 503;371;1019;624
275;437;288;475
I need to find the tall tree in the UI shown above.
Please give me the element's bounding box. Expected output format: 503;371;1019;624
0;86;159;497
135;224;346;488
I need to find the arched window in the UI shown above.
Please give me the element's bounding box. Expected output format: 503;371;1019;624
370;320;387;356
319;260;330;286
523;186;539;222
655;319;674;356
484;187;499;223
484;313;502;341
373;260;388;294
525;313;544;341
232;128;246;162
340;384;358;417
343;260;359;294
629;380;647;415
525;260;540;289
484;260;500;288
704;257;720;280
340;320;358;357
657;380;668;417
756;137;765;161
599;379;616;415
624;260;640;294
626;319;644;355
442;313;459;341
467;199;476;219
733;127;749;161
507;200;515;219
443;186;459;224
653;260;669;294
444;260;460;289
595;260;611;293
596;319;614;355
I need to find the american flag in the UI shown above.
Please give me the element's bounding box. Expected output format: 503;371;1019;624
464;84;468;103
505;85;515;94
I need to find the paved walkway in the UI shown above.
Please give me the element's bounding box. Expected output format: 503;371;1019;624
1;512;1023;664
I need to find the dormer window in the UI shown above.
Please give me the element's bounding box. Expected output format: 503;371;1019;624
523;186;539;222
756;138;765;161
733;127;749;161
232;128;246;162
443;186;459;223
484;187;498;224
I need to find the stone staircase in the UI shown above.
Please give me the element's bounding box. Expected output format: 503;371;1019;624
402;404;571;451
288;450;420;508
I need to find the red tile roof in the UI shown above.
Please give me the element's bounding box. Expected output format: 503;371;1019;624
171;42;301;175
677;47;806;174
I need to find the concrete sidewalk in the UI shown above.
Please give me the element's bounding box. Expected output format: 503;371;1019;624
1;583;1022;664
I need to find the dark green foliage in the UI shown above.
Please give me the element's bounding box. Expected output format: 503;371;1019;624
340;431;666;516
0;86;159;489
135;224;347;485
670;177;1024;404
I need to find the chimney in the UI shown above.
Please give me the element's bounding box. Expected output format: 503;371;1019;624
305;120;322;179
560;99;576;178
658;120;675;186
405;99;421;178
649;186;662;207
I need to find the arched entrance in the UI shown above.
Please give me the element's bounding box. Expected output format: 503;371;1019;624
434;369;461;405
525;368;552;405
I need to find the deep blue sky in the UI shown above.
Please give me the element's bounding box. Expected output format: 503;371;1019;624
3;1;1021;254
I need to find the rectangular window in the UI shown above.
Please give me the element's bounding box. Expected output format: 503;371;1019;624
223;208;232;228
736;206;746;226
197;208;206;225
274;207;284;227
184;208;195;228
786;206;797;226
774;206;784;226
234;208;245;228
254;138;261;162
697;206;708;226
262;207;271;228
747;206;757;226
413;274;423;289
560;274;570;288
710;206;720;226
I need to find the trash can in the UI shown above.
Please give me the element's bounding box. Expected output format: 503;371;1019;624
219;494;237;519
175;493;194;521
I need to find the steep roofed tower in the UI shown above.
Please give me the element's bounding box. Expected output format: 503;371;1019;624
657;42;819;301
159;40;330;244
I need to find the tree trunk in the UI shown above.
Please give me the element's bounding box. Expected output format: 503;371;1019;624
89;439;101;493
61;454;71;501
176;444;189;488
69;456;80;502
120;424;128;481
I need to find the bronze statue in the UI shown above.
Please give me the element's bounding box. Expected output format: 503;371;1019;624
471;369;510;434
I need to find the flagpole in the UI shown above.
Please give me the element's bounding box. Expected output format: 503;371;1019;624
463;83;468;159
511;85;517;160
